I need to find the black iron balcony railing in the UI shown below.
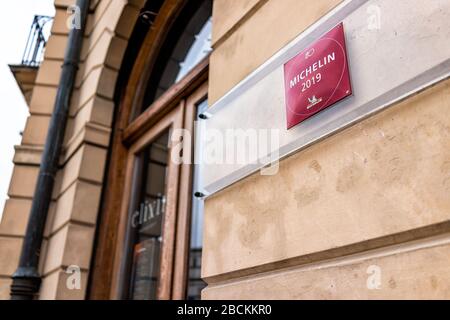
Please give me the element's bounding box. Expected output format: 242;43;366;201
22;15;53;67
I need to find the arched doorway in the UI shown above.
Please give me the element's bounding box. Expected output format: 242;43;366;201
88;0;211;300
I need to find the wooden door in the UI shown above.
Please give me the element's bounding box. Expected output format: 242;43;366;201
112;77;208;300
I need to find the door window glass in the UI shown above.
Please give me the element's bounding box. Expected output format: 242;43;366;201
186;99;208;300
139;0;212;116
129;132;169;300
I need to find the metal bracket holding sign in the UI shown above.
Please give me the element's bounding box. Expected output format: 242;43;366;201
198;0;450;198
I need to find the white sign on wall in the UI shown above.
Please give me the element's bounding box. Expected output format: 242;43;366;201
198;0;450;197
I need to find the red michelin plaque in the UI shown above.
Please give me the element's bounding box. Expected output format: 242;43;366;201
284;23;352;129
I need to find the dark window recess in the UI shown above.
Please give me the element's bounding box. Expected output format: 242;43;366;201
138;0;212;116
187;249;204;300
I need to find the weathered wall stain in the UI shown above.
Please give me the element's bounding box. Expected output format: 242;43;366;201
309;160;322;173
336;162;364;193
295;185;321;208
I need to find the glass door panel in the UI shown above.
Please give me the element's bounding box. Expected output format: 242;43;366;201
186;98;208;300
129;132;170;300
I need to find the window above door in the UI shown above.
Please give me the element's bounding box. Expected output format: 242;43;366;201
135;0;212;118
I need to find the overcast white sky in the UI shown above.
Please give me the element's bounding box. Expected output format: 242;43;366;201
0;1;55;221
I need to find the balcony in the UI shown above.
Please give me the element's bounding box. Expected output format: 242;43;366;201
9;15;53;104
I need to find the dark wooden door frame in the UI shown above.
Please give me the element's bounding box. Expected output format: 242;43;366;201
114;102;184;300
87;0;208;299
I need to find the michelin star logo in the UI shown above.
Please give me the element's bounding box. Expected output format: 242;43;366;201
305;48;315;59
307;95;322;109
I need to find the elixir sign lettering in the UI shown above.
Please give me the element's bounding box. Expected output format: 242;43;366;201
284;23;352;129
131;195;166;229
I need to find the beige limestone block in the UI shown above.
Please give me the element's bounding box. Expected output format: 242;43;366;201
203;236;450;300
203;79;450;278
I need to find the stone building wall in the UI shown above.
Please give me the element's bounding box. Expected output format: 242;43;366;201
202;0;450;299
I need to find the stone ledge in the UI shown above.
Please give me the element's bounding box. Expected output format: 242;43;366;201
13;145;44;166
203;233;450;299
